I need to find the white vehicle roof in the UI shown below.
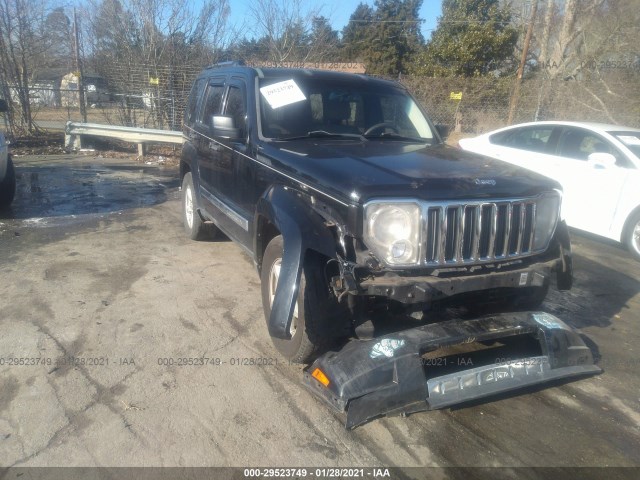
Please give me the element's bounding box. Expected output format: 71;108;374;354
483;121;640;136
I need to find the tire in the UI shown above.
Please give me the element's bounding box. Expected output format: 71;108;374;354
623;211;640;261
0;155;16;208
260;235;340;364
181;172;217;240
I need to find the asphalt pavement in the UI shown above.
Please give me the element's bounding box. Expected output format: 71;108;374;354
0;155;639;476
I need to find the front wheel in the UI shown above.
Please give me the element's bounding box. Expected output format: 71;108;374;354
260;235;341;363
181;172;218;240
623;211;640;261
0;155;16;208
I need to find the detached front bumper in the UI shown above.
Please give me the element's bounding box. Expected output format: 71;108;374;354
303;312;600;429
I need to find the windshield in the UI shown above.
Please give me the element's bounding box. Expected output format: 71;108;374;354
258;77;435;141
611;131;640;159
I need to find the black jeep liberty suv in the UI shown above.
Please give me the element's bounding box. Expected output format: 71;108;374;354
180;63;573;363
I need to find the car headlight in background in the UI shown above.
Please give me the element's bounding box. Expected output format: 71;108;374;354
364;201;421;265
533;191;561;251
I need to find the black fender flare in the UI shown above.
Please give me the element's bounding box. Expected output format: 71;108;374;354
255;186;337;339
555;220;573;290
180;142;206;218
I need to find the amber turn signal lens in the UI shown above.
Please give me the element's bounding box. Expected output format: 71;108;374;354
311;368;330;387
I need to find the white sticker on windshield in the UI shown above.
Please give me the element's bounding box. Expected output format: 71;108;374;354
260;80;306;109
617;135;640;146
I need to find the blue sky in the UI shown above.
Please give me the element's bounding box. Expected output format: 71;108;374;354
227;0;443;41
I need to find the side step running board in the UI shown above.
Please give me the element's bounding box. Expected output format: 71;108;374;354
303;312;600;429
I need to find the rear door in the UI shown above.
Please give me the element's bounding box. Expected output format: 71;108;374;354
195;76;226;199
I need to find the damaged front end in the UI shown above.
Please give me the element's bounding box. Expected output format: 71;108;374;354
303;312;600;429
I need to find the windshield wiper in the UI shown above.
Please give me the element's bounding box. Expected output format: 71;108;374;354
364;132;430;143
279;130;367;141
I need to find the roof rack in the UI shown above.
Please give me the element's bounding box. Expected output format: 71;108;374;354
205;60;246;69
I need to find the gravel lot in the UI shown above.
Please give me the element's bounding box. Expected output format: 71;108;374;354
0;155;639;476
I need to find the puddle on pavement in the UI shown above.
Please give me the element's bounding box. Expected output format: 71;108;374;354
0;157;179;229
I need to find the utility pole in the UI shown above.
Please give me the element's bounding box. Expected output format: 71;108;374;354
73;8;87;123
508;0;538;125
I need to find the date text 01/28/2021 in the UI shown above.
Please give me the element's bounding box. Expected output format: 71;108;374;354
243;468;391;478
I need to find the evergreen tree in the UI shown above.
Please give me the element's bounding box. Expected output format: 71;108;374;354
341;0;423;76
412;0;517;77
340;2;375;62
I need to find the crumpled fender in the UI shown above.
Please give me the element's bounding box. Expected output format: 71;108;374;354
255;186;337;339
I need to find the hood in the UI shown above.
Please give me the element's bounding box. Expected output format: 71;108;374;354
259;139;561;204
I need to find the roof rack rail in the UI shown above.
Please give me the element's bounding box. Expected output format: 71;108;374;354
206;60;246;69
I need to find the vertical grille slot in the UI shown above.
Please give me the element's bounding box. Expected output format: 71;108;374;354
423;197;547;266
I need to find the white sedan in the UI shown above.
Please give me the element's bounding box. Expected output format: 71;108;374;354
459;121;640;260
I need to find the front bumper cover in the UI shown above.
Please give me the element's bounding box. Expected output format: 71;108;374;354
303;312;600;429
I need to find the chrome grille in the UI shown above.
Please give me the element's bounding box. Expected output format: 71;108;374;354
425;200;537;265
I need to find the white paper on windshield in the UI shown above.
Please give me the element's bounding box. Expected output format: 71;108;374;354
617;135;640;146
260;80;306;109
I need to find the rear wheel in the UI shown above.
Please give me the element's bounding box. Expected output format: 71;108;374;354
623;211;640;261
182;172;217;240
0;155;16;208
261;235;341;363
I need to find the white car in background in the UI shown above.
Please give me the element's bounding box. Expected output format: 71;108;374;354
0;98;16;208
459;121;640;260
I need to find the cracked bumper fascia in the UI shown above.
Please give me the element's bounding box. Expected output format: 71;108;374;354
303;312;600;429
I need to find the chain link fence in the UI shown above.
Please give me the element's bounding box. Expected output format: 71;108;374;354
4;63;639;139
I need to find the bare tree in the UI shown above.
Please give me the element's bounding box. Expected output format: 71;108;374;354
531;0;639;124
84;0;231;128
247;0;335;64
0;0;54;134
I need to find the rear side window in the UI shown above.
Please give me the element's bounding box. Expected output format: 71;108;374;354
490;127;554;153
184;78;205;124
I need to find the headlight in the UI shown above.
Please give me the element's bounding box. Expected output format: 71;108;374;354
364;201;421;265
533;191;561;250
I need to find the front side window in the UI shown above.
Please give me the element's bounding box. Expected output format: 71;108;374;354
201;82;225;123
225;85;246;139
556;128;622;163
258;77;434;141
610;131;640;165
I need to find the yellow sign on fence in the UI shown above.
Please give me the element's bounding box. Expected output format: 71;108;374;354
149;77;159;85
450;91;462;100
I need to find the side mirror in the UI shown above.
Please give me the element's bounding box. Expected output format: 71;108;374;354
435;124;450;140
587;152;616;169
0;99;8;113
211;115;241;141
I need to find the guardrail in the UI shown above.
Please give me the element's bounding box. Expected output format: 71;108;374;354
65;121;183;156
